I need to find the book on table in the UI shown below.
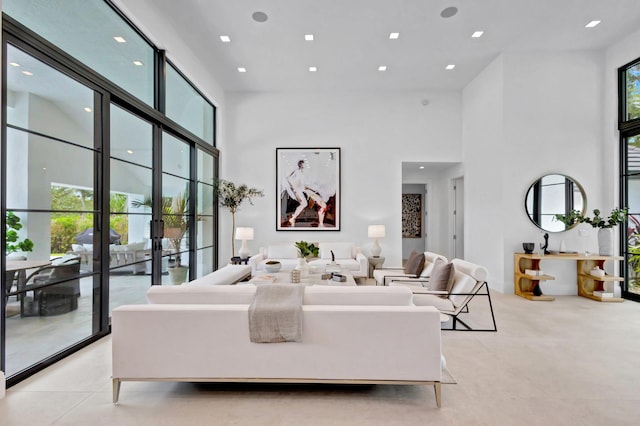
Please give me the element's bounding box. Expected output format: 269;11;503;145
251;275;277;284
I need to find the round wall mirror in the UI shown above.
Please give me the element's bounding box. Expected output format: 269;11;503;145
525;174;586;232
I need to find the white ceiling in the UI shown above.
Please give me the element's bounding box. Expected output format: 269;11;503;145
116;0;640;92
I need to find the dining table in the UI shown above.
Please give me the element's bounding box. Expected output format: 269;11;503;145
6;259;52;316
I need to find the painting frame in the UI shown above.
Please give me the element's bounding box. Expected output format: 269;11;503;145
276;147;341;231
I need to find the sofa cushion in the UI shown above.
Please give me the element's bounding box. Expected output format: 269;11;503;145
419;252;448;277
267;244;299;259
429;259;456;293
412;293;455;312
319;242;354;260
147;284;257;304
147;284;414;306
185;265;252;286
404;251;425;277
303;285;413;306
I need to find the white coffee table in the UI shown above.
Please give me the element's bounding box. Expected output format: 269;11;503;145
250;271;356;286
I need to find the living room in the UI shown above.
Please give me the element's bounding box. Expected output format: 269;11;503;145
3;1;640;424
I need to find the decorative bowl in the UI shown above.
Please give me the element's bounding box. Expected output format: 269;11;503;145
264;261;282;273
522;242;535;254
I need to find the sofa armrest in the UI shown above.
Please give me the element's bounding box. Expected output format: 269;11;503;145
248;253;264;275
355;252;369;278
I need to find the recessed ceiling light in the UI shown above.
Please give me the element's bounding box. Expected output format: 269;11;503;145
378;65;387;71
585;20;601;28
446;64;456;70
252;11;268;22
472;31;484;38
419;166;425;169
21;70;33;76
127;150;134;154
113;36;127;43
220;35;231;42
389;32;400;39
237;67;247;73
84;107;92;112
305;34;314;41
309;66;317;72
440;7;458;18
9;62;20;67
132;61;143;66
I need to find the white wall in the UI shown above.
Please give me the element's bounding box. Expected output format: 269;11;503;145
462;56;505;291
222;91;463;265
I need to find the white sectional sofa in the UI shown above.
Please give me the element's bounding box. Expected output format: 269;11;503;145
111;285;444;406
249;242;369;278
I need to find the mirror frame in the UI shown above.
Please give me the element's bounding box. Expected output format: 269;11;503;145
524;174;587;233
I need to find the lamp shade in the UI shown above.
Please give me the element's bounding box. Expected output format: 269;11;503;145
235;227;254;240
368;225;386;239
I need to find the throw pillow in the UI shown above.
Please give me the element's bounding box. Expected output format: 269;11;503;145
429;259;456;293
404;251;425;277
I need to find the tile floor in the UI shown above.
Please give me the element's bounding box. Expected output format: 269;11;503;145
1;291;640;425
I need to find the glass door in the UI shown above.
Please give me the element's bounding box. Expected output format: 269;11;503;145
108;104;154;313
161;132;193;285
2;44;99;376
623;135;640;298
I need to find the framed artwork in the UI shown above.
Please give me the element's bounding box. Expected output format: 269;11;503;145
402;194;422;238
277;147;340;231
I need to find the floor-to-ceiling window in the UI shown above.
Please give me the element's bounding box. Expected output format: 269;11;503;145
1;0;218;386
619;58;640;301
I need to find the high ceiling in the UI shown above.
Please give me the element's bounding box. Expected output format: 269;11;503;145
116;0;640;92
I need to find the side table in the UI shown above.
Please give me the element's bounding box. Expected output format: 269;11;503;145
368;256;385;278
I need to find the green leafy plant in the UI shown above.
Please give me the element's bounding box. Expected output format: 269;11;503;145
294;241;319;258
555;208;628;229
132;187;189;266
6;211;34;254
213;179;264;256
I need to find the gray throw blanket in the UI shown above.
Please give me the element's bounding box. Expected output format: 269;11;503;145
248;284;305;343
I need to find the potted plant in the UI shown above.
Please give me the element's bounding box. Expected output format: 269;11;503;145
213;179;264;258
294;240;319;259
132;188;189;284
6;211;34;259
555;208;628;255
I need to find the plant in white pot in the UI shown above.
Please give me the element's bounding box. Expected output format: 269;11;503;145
132;188;190;284
555;208;628;256
213;179;264;259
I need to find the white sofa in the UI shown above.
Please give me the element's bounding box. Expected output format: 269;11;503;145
69;240;170;274
249;242;369;278
111;285;444;406
373;251;448;286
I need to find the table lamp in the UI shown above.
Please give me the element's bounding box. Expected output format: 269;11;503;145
235;227;254;259
368;225;386;257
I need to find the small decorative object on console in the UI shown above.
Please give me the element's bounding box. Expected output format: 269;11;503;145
290;269;301;283
522;242;534;254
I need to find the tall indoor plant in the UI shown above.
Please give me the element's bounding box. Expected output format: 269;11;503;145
555;208;628;255
132;187;189;283
213;179;264;257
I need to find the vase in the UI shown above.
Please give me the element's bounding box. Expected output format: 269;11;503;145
295;257;309;277
598;228;614;256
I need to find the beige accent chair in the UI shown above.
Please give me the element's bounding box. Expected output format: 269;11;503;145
390;258;497;331
373;251;447;286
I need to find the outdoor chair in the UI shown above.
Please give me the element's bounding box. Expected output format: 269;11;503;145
22;255;81;316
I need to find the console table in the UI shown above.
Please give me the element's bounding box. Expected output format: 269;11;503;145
513;253;624;302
